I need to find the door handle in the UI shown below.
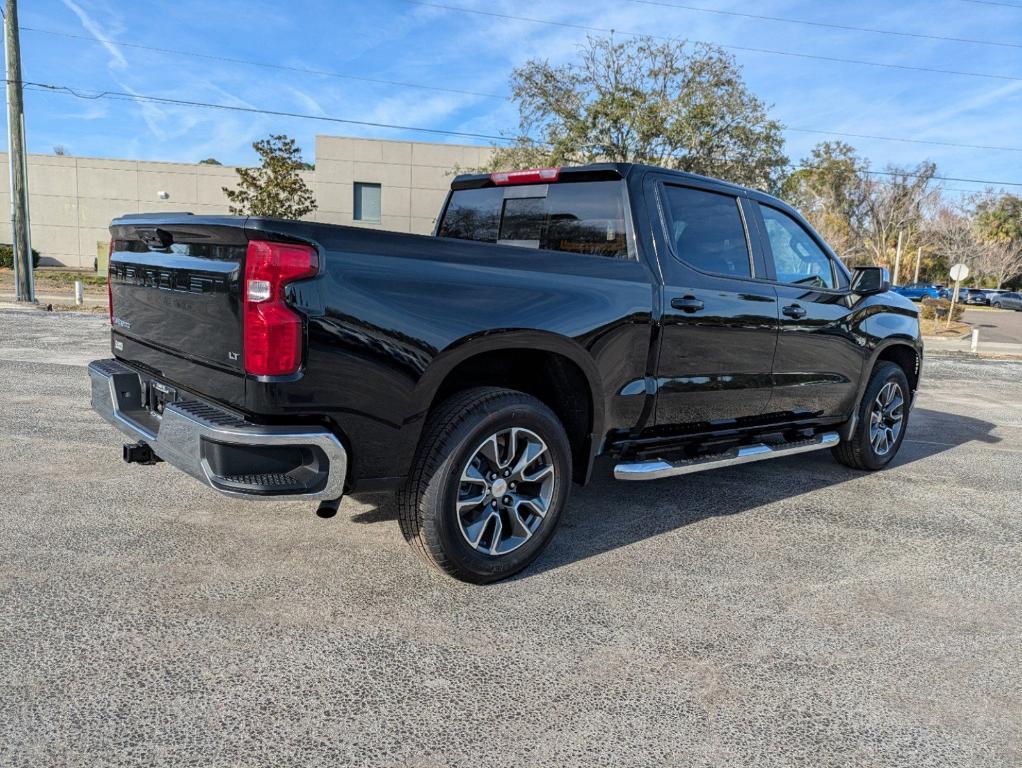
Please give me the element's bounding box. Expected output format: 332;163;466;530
671;296;705;313
782;303;807;319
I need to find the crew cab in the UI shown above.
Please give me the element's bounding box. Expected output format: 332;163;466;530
90;163;923;583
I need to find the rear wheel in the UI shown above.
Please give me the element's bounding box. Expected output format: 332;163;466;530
833;362;910;471
397;387;571;583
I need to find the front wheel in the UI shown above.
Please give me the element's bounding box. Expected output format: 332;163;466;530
833;362;911;471
397;387;571;583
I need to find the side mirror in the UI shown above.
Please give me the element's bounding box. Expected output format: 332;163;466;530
851;266;890;295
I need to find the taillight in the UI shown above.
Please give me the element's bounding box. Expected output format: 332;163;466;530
243;240;319;376
490;167;560;185
107;239;114;325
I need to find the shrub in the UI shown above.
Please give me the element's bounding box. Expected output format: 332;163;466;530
920;297;964;323
0;244;41;269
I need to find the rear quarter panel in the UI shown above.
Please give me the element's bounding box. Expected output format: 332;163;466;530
246;223;656;485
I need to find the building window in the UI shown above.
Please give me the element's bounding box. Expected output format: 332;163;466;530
353;182;381;223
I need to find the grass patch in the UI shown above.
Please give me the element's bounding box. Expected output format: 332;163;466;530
1;268;107;298
35;270;108;288
920;318;970;337
44;303;107;314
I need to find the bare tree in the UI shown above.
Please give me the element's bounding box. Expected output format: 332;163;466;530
858;163;940;269
923;206;983;279
975;239;1022;289
783;144;940;271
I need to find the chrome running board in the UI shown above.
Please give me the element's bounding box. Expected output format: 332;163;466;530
613;431;840;481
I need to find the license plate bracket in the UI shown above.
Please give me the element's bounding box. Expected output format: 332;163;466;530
147;379;177;417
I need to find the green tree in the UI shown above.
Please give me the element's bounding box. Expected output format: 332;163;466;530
973;194;1022;287
198;157;222;165
487;35;788;191
975;194;1022;243
223;135;316;219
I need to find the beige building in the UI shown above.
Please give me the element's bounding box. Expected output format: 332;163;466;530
0;135;493;269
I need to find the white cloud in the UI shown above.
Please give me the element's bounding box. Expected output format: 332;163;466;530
60;0;127;69
25;0;1021;187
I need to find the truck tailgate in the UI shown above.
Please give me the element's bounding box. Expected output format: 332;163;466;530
109;218;249;374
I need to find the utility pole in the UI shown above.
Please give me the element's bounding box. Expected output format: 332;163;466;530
913;246;922;284
4;0;33;302
893;230;903;287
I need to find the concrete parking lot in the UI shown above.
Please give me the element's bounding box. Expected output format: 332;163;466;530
1;309;1019;767
963;307;1022;343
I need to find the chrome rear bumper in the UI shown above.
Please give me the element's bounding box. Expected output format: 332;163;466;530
88;358;347;501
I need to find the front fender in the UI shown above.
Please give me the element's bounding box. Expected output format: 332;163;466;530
839;296;922;439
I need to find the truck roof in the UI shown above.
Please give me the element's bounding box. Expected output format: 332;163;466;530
450;161;779;205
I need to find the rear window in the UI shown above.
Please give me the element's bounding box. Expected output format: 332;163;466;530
438;181;630;259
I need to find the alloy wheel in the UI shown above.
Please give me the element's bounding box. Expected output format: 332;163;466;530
456;427;556;556
869;381;905;457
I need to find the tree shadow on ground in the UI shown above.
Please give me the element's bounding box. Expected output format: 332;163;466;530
348;407;1000;579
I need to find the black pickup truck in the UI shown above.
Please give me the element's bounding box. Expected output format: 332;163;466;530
90;163;922;582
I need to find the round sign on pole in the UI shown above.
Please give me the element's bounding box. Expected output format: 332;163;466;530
950;263;970;282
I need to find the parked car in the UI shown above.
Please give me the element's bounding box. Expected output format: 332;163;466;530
89;163;924;583
893;283;948;301
959;288;989;305
990;292;1022;310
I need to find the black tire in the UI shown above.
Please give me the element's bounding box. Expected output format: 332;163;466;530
992;301;1002;309
397;387;571;584
832;361;911;471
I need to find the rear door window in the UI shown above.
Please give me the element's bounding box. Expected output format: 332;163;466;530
438;181;630;258
660;184;753;278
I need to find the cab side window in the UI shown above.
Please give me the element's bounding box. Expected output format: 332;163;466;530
759;205;838;290
661;184;752;278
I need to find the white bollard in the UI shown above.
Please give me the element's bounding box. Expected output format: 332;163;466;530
971;328;979;353
74;280;84;306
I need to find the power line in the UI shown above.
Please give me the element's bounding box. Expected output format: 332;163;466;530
403;0;1022;83
19;79;1022;188
19;26;506;101
20;80;515;143
25;20;1022;155
860;168;1018;187
785;127;1022;153
626;0;1022;49
957;0;1022;7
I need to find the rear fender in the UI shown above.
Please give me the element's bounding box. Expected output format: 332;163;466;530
409;330;607;475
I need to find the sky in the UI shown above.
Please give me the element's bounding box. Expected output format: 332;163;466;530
10;0;1022;197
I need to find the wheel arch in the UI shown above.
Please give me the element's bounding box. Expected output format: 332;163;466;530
841;337;922;441
872;339;922;394
412;331;606;485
